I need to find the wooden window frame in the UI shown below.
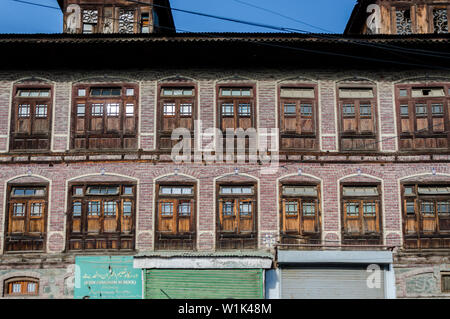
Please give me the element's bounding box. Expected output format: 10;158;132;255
217;84;256;132
3;277;39;297
396;84;450;152
10;84;53;152
4;183;48;252
157;83;197;151
401;182;450;249
66;182;136;251
155;182;197;250
279;182;321;243
216;182;257;249
428;5;450;34
71;83;139;150
337;85;379;152
278;84;319;151
341;183;382;244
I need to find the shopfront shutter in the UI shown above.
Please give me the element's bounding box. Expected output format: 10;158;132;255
281;266;385;299
145;269;263;299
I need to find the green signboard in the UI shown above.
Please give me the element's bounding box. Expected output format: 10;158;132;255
75;256;142;299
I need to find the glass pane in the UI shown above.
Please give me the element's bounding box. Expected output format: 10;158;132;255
73;187;83;196
415;104;427;116
18;104;30;117
399;89;408;97
126;88;134;96
123;186;133;195
12;283;21;293
363;202;376;216
78;89;86;97
303;202;316;216
360;104;372;117
88;201;100;216
13;203;25;217
35;104;48;118
77;104;85;117
180;103;192;116
222;103;234;116
161;202;173;216
400;105;409;116
104;201;117;216
223;201;234;216
73;202;82;217
126;104;134;117
438;201;450;215
178;202;191;216
238;103;251;116
432;103;444;115
420;201;435;216
285;201;298;216
30;203;43;217
343;104;355;116
106;103;120;116
346;203;359;216
91;104;103;116
123;201;132;216
27;283;36;293
239;202;252;216
221;89;231;96
284;103;296;115
300;104;313;117
406;201;415;215
163;103;175;116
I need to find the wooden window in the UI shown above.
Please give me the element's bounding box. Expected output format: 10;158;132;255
432;7;449;34
5;185;47;252
402;183;450;249
10;86;52;151
158;86;196;150
341;184;382;244
72;84;138;150
442;274;450;293
396;86;450;151
217;183;257;249
279;86;318;150
218;86;255;132
4;278;39;297
155;183;196;250
67;183;136;251
338;87;378;151
395;7;413;34
280;184;320;244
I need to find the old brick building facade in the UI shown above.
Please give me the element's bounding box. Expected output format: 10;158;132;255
0;0;449;298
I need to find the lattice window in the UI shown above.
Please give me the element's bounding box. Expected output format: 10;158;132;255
396;8;412;35
433;9;448;34
119;9;135;34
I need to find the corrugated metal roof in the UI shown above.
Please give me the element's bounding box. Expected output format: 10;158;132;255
135;250;274;258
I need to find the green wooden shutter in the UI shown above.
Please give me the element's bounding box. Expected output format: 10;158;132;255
145;269;263;299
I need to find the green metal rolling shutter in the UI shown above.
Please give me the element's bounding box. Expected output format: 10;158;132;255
145;269;263;299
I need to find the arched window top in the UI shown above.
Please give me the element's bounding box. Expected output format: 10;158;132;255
4;277;39;297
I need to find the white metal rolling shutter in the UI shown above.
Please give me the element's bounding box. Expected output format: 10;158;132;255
281;266;385;299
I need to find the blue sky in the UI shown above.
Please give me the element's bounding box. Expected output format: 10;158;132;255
0;0;357;34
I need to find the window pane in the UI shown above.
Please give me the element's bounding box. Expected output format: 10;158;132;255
363;202;376;216
300;104;313;117
104;201;117;216
222;103;234;116
400;104;409;116
420;201;435;216
239;202;252;216
87;201;101;216
123;186;133;195
78;89;86;97
27;283;36;293
35;104;48;118
77;104;85;117
73;202;82;217
163;103;176;116
238;103;251;116
123;201;132;216
432;103;444;115
91;104;103;116
13;203;25;217
346;202;359;216
285;201;298;216
415;104;427;116
106;103;120;116
360;104;372;117
126;104;134;117
399;89;408;97
406;201;415;215
438;201;450;215
303;202;316;216
12;283;21;293
223;201;234;216
343;104;355;116
126;88;134;96
178;202;191;216
284;103;296;115
18;104;30;117
161;202;173;216
30;203;43;217
180;103;192;116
